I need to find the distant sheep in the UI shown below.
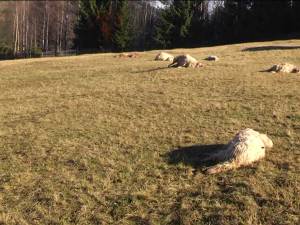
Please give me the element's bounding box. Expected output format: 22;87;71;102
205;128;273;174
168;54;203;68
155;52;174;62
267;63;299;73
205;55;219;61
114;52;139;58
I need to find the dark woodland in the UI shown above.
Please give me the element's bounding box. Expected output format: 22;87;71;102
0;0;299;59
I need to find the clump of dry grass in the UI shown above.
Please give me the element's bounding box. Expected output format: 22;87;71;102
0;39;299;225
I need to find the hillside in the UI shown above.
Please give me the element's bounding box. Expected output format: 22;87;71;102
0;40;299;225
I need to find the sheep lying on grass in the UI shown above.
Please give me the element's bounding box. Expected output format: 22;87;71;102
168;54;203;68
114;52;139;58
205;55;219;61
155;52;174;62
205;128;273;174
267;63;299;73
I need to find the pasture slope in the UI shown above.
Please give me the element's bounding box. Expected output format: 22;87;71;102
0;40;299;225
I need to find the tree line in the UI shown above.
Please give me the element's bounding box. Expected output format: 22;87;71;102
0;0;299;59
154;0;300;49
0;1;78;59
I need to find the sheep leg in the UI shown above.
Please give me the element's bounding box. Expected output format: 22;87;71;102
168;62;177;68
205;161;238;174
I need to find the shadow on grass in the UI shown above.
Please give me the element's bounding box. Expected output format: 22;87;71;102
132;67;169;74
128;216;151;225
242;45;300;52
259;68;273;73
166;144;227;169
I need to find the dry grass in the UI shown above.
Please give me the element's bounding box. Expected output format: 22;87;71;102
0;40;299;225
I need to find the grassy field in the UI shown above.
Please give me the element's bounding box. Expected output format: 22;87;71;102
0;40;299;225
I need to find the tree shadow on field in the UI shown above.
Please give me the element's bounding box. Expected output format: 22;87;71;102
166;144;227;169
242;45;300;52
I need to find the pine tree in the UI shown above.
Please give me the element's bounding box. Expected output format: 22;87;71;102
112;0;132;51
74;0;133;52
74;0;113;51
154;0;194;49
250;0;292;38
189;0;208;46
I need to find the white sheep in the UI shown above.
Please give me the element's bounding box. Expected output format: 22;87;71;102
168;54;203;68
155;52;174;62
205;128;273;174
268;63;299;73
